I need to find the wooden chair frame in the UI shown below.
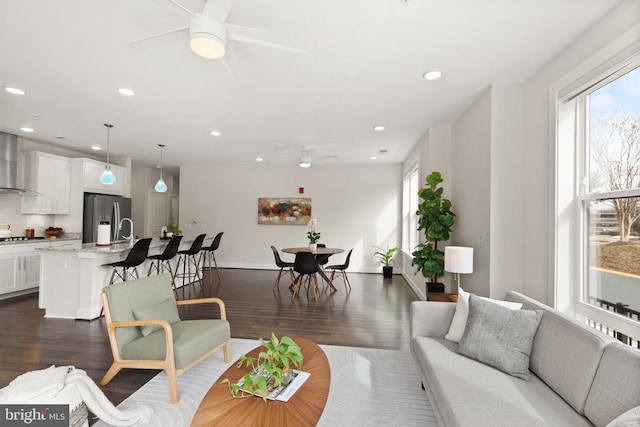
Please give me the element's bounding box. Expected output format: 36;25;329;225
100;294;231;403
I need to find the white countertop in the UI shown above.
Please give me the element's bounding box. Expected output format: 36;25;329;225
36;237;191;254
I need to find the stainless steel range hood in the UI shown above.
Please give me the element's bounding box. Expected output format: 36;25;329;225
0;131;39;196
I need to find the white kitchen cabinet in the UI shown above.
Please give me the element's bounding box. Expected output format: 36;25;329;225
21;151;71;214
0;240;81;298
0;252;39;294
0;255;17;294
81;158;124;195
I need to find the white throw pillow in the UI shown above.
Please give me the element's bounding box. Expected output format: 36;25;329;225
444;288;523;343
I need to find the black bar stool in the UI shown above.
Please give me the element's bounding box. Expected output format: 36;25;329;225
175;234;206;298
147;235;183;296
102;238;153;285
199;232;223;285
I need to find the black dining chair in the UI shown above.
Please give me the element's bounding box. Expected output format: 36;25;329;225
199;232;224;284
325;248;354;293
175;233;206;298
271;246;295;292
146;235;183;295
291;251;320;301
102;238;153;285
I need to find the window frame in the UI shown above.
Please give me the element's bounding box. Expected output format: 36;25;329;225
402;155;420;255
561;55;640;342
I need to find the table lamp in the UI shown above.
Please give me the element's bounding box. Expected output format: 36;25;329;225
444;246;473;300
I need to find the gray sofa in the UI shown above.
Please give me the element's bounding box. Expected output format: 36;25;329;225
410;290;640;426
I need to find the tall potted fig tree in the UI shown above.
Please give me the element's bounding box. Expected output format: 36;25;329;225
411;171;455;293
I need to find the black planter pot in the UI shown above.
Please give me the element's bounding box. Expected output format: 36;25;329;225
426;282;445;293
382;266;393;278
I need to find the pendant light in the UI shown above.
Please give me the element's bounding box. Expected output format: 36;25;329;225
154;144;168;193
99;123;116;185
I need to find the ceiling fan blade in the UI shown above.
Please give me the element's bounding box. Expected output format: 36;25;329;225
166;0;198;17
126;26;189;50
203;0;236;22
226;24;309;55
219;45;239;80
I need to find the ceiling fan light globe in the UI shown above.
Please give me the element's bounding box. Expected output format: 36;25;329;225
299;156;311;168
190;35;226;58
190;15;227;59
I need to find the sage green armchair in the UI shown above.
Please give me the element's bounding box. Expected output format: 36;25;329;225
100;274;231;403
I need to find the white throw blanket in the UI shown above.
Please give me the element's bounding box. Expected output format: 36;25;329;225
0;366;153;426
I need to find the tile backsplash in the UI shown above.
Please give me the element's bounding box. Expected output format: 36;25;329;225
0;193;57;237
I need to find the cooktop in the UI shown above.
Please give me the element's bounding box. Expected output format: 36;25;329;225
0;236;46;242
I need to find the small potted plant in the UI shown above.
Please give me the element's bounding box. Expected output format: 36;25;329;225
222;333;304;402
373;245;398;278
307;218;321;250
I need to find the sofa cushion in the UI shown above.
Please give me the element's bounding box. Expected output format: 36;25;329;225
103;275;177;348
458;294;542;380
445;287;522;343
122;319;230;369
413;336;593;427
584;343;640;427
132;298;181;336
506;291;613;414
606;406;640;427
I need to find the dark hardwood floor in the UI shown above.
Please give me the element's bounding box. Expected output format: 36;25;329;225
0;268;420;407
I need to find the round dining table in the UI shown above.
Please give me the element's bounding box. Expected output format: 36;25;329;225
281;247;344;292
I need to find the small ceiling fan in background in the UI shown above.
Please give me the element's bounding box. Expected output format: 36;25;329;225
127;0;308;60
282;145;339;168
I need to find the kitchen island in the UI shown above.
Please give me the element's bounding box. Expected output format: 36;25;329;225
37;238;182;320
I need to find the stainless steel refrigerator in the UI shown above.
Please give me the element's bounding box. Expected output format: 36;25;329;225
83;192;132;243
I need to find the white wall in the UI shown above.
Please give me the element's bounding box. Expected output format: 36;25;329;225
451;88;492;297
179;163;403;273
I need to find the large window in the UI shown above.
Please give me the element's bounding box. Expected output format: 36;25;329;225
577;63;640;346
402;159;419;253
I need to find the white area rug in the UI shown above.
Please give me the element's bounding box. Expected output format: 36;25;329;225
94;338;438;426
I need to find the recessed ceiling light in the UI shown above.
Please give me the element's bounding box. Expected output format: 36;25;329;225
118;87;135;96
369;156;377;160
20;127;34;133
256;157;263;162
91;145;102;151
4;87;25;95
423;71;442;80
210;130;221;136
373;125;385;131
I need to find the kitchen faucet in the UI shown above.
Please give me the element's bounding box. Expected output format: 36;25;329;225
119;217;134;243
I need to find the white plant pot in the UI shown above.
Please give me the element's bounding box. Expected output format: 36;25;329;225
309;243;318;251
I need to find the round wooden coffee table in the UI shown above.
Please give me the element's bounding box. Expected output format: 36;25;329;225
191;337;330;426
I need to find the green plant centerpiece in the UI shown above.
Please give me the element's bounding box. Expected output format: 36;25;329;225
222;333;303;402
411;171;455;291
166;223;182;235
307;231;321;243
307;218;321;244
373;245;398;278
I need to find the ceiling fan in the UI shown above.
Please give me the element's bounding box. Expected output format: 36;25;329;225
127;0;308;60
296;146;338;168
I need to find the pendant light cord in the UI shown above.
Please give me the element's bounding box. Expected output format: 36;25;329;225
104;123;114;167
158;144;165;178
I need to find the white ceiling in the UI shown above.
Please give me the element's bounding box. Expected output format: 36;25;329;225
0;0;621;171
